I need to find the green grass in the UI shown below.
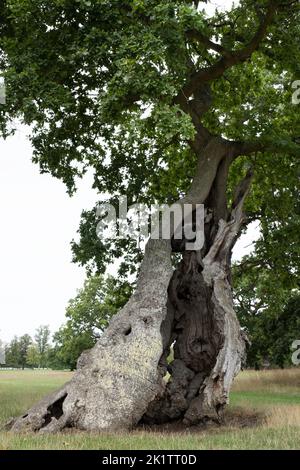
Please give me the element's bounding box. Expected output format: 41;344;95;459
0;370;72;426
230;369;300;408
0;369;300;450
230;390;300;407
1;426;299;450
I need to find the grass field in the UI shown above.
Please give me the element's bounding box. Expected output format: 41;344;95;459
0;369;300;450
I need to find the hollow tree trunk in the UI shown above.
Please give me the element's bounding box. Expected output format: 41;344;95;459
143;210;248;425
6;138;250;433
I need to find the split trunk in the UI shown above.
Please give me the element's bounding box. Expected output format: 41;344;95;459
7;138;249;432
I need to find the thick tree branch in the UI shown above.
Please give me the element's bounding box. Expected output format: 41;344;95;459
178;1;277;101
185;29;232;58
205;168;254;267
232;138;300;158
206;153;234;223
182;137;235;206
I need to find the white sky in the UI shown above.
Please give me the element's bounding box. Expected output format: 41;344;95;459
0;128;98;342
0;0;253;343
200;0;237;15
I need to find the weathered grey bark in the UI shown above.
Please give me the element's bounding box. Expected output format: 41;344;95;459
6;137;250;433
143;172;251;425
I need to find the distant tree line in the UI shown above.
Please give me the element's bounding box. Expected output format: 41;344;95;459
2;273;299;371
1;276;132;370
3;325;65;370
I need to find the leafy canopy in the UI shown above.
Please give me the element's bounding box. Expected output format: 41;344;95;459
0;0;299;279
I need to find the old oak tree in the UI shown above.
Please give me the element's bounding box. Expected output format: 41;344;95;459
1;0;299;431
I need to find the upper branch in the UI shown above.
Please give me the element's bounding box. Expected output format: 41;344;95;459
185;29;232;58
178;1;278;101
231;138;300;158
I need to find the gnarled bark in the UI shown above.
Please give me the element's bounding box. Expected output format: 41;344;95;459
142;181;250;425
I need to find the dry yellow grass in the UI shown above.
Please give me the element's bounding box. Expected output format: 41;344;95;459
0;368;300;449
266;405;300;428
232;368;300;393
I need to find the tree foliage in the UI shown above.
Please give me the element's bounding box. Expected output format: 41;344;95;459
0;0;299;274
235;279;300;369
34;325;51;368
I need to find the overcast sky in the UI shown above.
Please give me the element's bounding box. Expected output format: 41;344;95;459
0;128;99;342
1;0;255;344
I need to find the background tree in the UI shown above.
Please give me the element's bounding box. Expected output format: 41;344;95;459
26;344;40;369
234;260;300;369
34;326;51;368
267;296;300;368
0;336;5;365
5;336;21;368
1;0;299;432
18;334;32;370
233;200;300;368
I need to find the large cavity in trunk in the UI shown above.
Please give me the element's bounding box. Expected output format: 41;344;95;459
142;251;225;424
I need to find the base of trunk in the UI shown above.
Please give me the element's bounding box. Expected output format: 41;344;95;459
6;229;245;433
7;240;174;432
